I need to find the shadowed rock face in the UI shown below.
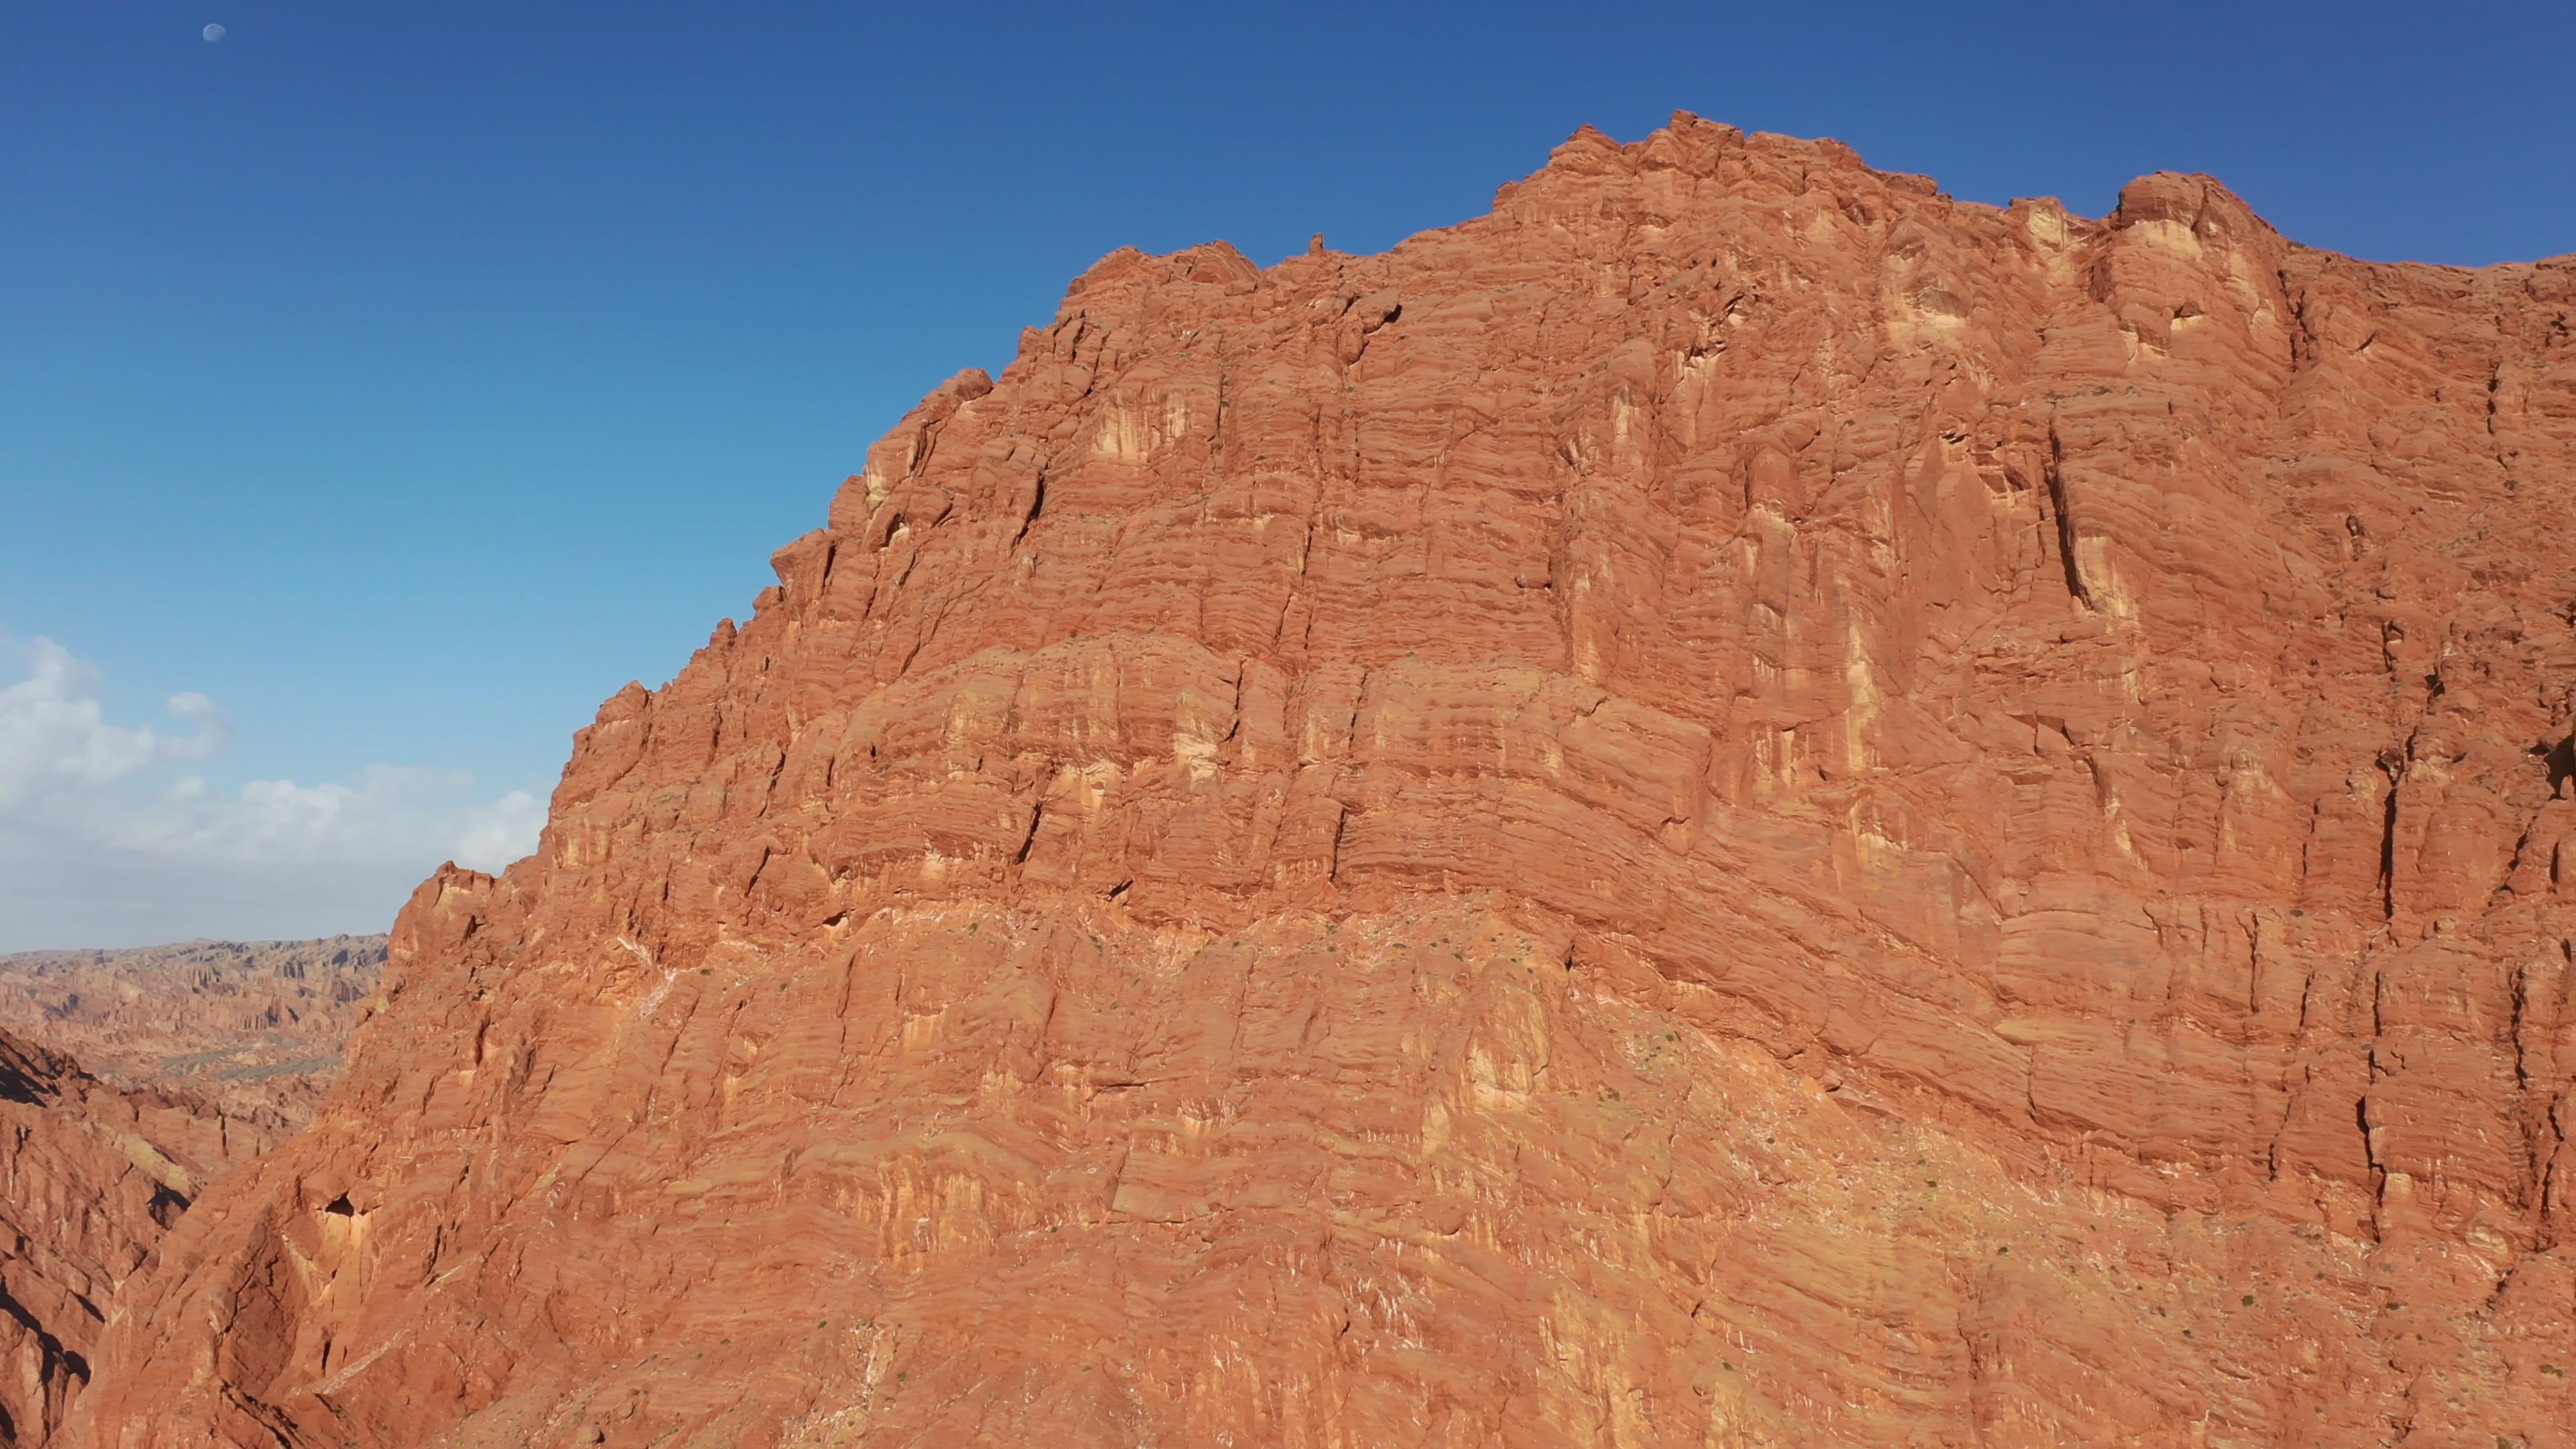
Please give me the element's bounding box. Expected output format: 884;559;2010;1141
0;938;386;1134
0;941;380;1444
64;115;2576;1446
0;1030;274;1446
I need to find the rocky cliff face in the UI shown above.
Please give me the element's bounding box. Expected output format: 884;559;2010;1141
0;1030;273;1446
0;938;386;1133
0;936;379;1444
67;116;2576;1447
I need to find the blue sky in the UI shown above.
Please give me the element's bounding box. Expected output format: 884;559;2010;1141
3;0;2569;948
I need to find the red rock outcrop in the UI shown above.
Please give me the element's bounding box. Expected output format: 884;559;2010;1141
67;116;2576;1447
0;1030;275;1446
0;938;386;1132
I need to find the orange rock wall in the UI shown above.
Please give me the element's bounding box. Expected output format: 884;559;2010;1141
70;116;2576;1447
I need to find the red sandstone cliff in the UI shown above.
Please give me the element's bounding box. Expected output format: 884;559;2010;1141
0;1030;274;1446
66;116;2576;1447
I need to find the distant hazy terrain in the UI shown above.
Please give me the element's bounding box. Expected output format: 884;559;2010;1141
0;934;386;1130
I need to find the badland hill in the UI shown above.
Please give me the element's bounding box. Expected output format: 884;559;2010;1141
0;936;386;1130
0;1027;278;1446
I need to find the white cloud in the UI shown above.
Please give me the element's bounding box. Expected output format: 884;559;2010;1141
0;637;228;804
455;790;548;871
0;634;545;950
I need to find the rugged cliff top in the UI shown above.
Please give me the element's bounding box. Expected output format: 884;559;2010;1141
65;115;2576;1448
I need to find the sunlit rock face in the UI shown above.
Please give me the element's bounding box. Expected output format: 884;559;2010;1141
68;115;2576;1448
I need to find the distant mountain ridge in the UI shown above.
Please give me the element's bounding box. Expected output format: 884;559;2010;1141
0;936;385;1132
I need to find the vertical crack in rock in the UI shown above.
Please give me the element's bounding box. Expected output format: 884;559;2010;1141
1013;804;1044;866
2043;422;2092;609
1015;465;1048;544
2378;759;2403;923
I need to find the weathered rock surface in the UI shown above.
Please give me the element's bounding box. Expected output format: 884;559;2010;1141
0;1030;273;1446
67;116;2576;1446
0;938;385;1133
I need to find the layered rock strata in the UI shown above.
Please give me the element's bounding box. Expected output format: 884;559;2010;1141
71;117;2576;1447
